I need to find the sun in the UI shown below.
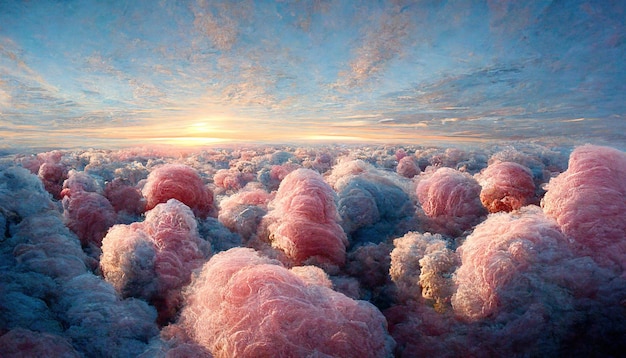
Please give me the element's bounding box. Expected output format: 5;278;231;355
188;121;217;134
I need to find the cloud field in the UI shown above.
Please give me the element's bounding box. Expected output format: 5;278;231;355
1;142;625;357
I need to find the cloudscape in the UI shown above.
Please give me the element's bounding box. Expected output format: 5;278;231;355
1;0;625;149
1;1;625;357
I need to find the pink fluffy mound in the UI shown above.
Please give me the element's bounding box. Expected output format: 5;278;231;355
20;150;68;199
100;199;211;323
62;190;116;248
37;162;68;199
451;206;572;321
213;168;255;192
218;187;272;241
175;247;394;357
325;159;371;189
61;170;101;195
476;161;536;213
60;170;116;249
542;144;626;272
141;164;214;218
416;167;486;236
104;178;146;216
265;168;348;268
396;156;420;178
386;206;626;357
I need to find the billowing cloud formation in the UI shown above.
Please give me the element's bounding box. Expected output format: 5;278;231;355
476;161;536;212
174;247;394;357
416;167;486;236
62;189;116;249
387;206;625;357
1;142;625;357
218;186;272;242
101;199;211;323
330;159;416;245
265;168;348;268
542;144;626;272
142;164;214;218
0;164;159;357
452;206;573;321
390;231;457;306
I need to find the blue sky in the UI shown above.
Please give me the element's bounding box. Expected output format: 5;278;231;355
1;0;624;149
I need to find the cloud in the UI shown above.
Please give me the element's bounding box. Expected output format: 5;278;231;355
191;0;251;52
0;38;78;122
3;141;626;356
80;53;171;108
1;0;625;149
0;81;11;109
335;6;413;89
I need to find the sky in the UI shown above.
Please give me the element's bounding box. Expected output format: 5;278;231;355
0;0;625;150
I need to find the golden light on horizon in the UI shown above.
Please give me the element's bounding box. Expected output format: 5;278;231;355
147;136;232;147
303;135;371;142
184;117;236;134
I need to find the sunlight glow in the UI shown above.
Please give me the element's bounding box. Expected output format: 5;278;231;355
185;118;233;135
148;137;232;147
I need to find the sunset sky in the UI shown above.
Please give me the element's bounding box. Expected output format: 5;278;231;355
1;0;624;150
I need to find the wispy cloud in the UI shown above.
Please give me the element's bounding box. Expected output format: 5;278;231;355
335;4;413;89
0;1;624;149
0;38;85;125
0;82;10;109
191;0;251;52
